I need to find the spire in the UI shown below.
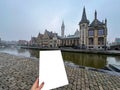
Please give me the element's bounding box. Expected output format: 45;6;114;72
82;7;87;21
61;21;65;37
62;20;65;28
95;10;97;19
79;7;89;24
105;18;107;25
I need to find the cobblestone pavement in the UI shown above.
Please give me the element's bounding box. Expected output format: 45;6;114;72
0;53;120;90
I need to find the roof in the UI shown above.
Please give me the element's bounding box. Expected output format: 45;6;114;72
79;7;89;24
90;10;104;27
90;19;104;27
74;29;80;37
37;33;43;38
44;30;58;39
61;36;79;39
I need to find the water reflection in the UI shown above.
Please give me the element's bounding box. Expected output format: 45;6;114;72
115;56;120;63
62;52;107;69
0;47;30;57
28;50;107;69
29;50;39;58
107;56;120;65
0;47;120;69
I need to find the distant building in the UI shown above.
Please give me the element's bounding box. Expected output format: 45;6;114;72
31;7;108;49
110;38;120;46
42;30;59;47
30;29;61;48
18;40;28;46
79;7;107;49
115;38;120;45
60;29;80;47
110;38;120;50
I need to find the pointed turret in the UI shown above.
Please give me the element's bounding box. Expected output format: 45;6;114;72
105;18;107;26
95;10;97;20
61;21;65;28
79;7;89;25
90;10;103;26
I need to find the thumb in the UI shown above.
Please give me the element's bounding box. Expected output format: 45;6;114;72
38;82;44;90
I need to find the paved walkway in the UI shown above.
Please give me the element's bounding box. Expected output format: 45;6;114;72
0;53;120;90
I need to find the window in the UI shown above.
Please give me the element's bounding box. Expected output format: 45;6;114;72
89;38;94;45
88;30;94;36
98;29;104;36
98;37;104;45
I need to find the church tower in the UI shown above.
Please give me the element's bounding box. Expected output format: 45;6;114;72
61;21;65;37
79;7;89;48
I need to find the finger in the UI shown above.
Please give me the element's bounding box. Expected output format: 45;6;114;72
32;78;39;89
38;82;44;90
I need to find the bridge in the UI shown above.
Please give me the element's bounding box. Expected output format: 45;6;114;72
110;44;120;50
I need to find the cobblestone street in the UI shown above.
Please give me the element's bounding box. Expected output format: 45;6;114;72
0;53;120;90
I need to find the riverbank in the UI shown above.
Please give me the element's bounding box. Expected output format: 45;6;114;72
0;53;120;90
21;46;120;56
61;49;120;56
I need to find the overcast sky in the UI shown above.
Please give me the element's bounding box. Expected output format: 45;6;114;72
0;0;120;42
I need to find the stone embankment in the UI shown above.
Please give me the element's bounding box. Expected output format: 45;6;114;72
0;53;120;90
21;46;120;56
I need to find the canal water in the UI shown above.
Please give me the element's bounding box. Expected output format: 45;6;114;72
0;47;120;69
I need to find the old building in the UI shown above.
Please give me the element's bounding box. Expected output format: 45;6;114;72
42;29;58;47
30;29;61;48
37;33;43;46
60;7;107;49
79;7;107;49
29;37;37;46
18;40;28;46
30;7;107;49
60;29;80;47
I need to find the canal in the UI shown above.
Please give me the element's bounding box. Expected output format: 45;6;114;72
0;47;120;69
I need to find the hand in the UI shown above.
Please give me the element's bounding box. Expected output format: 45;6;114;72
31;78;44;90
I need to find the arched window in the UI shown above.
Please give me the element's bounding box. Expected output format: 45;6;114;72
98;37;104;45
89;38;94;45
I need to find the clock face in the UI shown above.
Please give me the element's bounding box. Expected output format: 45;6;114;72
98;29;104;36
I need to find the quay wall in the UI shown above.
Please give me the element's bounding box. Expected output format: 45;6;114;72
21;46;120;56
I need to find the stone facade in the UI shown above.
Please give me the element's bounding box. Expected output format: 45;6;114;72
30;29;61;48
79;7;107;49
29;37;37;46
60;29;80;47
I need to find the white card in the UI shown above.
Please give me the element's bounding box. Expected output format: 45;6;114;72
39;50;69;90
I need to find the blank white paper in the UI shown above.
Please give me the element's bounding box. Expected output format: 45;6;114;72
39;50;69;90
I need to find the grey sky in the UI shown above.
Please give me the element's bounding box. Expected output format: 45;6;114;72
0;0;120;42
